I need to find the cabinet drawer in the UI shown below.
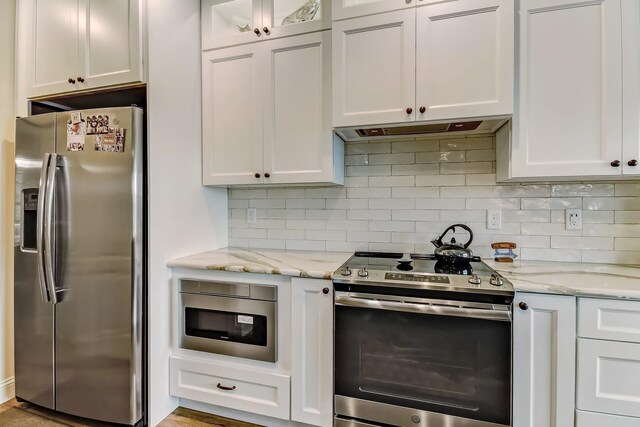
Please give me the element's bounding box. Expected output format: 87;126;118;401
169;355;290;420
577;339;640;418
579;298;640;343
576;410;640;427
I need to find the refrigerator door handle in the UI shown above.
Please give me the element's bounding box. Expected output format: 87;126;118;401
43;153;59;304
36;153;52;303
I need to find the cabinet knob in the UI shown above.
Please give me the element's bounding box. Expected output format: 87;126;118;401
419;106;426;114
323;287;330;294
519;302;529;311
254;28;261;36
406;107;413;114
611;160;621;167
264;172;271;178
254;172;261;178
77;76;84;83
629;159;638;167
68;78;76;84
263;26;270;34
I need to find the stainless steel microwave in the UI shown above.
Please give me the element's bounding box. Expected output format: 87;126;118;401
178;278;277;362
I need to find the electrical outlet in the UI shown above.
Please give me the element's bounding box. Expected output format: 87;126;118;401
566;209;582;230
487;209;501;230
247;208;257;224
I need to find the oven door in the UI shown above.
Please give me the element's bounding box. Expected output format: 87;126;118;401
334;292;511;427
180;292;276;362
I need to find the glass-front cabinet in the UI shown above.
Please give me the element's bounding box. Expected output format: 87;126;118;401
202;0;330;50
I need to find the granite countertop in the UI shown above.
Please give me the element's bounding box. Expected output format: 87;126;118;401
486;259;640;300
168;248;640;299
167;247;351;280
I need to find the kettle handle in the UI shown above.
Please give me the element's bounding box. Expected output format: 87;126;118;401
434;224;474;248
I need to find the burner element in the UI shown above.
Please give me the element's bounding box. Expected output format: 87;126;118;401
434;260;473;275
396;260;413;271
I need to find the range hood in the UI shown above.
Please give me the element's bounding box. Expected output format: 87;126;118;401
334;116;510;141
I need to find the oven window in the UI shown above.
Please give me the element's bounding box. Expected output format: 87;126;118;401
185;308;268;346
335;305;511;425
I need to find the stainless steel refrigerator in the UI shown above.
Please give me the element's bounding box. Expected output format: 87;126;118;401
14;106;144;425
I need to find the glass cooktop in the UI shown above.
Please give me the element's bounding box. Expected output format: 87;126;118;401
343;251;494;276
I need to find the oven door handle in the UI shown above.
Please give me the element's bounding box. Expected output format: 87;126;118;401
335;294;512;322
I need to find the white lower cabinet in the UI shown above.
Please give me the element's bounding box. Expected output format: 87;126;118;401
576;298;640;422
169;272;333;426
577;339;640;418
290;278;333;427
169;355;291;420
513;293;577;427
576;410;640;427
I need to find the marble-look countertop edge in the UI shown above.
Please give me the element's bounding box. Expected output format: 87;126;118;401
168;248;640;299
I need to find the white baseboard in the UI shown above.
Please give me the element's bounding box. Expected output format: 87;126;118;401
0;377;15;404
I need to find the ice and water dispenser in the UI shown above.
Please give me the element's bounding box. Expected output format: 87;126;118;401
21;189;38;251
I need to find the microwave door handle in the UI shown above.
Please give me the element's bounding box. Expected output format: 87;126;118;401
36;153;51;303
335;295;512;322
43;153;58;304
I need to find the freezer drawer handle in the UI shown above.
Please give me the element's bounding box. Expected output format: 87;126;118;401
216;383;236;391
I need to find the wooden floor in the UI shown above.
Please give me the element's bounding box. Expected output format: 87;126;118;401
0;399;261;427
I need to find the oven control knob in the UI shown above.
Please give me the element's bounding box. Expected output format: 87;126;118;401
411;415;421;424
489;273;504;287
358;267;369;278
340;267;352;276
468;273;481;285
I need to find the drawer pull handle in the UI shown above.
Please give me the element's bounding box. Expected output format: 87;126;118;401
217;383;236;391
323;287;330;294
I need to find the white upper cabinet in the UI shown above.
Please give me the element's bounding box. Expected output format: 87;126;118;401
202;31;343;186
332;9;416;127
415;0;513;121
22;0;142;98
622;0;640;175
202;0;331;50
332;0;513;128
503;0;640;180
202;44;264;186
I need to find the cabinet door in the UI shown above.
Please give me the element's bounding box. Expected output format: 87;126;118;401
622;0;640;175
26;0;80;97
512;0;623;178
291;278;333;427
263;31;334;184
202;45;265;186
332;10;416;127
577;339;640;418
332;0;413;22
513;293;576;427
202;0;264;50
79;0;142;89
265;0;331;40
576;410;640;427
416;0;513;121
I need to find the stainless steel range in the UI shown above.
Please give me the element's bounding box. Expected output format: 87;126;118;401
333;252;514;427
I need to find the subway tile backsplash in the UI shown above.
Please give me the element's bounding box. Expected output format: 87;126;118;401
228;134;640;264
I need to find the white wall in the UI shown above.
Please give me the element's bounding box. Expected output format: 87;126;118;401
0;0;16;404
146;1;228;424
